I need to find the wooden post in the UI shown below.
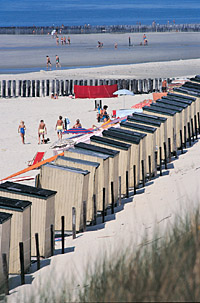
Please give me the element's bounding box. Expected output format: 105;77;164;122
83;201;87;232
188;122;191;146
2;80;6;98
148;155;151;181
155;151;158;171
27;80;31;97
111;182;114;214
19;242;25;285
180;130;183;154
69;79;73;94
184;125;187;148
102;187;105;223
65;80;69;95
159;78;162;92
197;112;200;134
42;80;45;96
35;233;40;270
50;224;54;256
2;253;9;295
32;80;35;97
133;165;136;195
126;170;129;198
7;80;11;98
194;115;198;140
13;80;16;97
84;80;88;86
36;80;40;97
164;142;167;169
61;80;64;96
191;118;195;142
143;79;148;93
168;138;171;162
93;194;97;225
159;146;162;176
22;80;26;97
138;79;143;93
61;216;65;254
72;207;76;239
90;79;93;86
95;79;98;86
56;80;60;96
118;176;121;206
154;78;159;92
51;80;55;95
141;160;145;187
46;80;50;96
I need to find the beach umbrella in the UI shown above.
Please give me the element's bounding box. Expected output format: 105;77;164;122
113;89;134;108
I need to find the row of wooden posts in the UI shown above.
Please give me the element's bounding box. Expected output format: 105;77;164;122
0;78;171;98
1;75;200;296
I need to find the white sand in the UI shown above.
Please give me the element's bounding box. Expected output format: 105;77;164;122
0;60;199;301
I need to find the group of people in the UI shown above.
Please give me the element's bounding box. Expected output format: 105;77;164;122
96;105;110;123
56;35;70;46
46;55;61;70
18;117;82;144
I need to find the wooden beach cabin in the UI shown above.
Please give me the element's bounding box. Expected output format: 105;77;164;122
107;127;147;180
0;212;12;294
89;135;131;196
64;148;109;211
0;196;31;274
154;101;184;149
166;92;196;120
102;129;141;188
40;163;90;231
0;181;56;258
120;121;157;177
75;142;119;206
182;81;200;112
54;155;100;222
143;105;177;154
128;113;167;159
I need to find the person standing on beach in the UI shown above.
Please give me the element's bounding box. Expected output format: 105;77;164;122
55;55;61;68
18;121;26;144
38;120;47;144
129;36;131;47
55;116;65;139
67;36;71;45
46;55;52;70
56;36;59;46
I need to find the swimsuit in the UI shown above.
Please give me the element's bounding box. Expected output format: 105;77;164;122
39;129;45;134
57;125;63;133
20;127;25;135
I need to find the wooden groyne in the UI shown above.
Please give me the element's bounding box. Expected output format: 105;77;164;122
1;24;200;35
0;78;172;98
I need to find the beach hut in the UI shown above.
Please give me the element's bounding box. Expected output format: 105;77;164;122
89;135;131;196
54;155;100;222
154;100;184;149
64;148;109;211
143;105;177;153
161;96;191;124
120;121;157;176
0;181;56;258
75;142;119;206
0;196;31;274
173;87;200;115
107;127;147;180
0;212;12;294
40;163;90;231
128;113;167;159
102;129;141;188
166;92;196;118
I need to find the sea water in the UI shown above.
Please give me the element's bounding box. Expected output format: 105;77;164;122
0;0;200;27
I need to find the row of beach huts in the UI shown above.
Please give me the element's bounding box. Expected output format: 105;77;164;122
0;75;200;295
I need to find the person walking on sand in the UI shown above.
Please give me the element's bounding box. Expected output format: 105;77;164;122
38;120;47;144
18;121;26;144
55;55;61;68
46;55;52;70
55;116;65;139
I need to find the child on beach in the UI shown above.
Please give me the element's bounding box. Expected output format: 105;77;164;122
38;120;47;144
18;121;26;144
55;116;65;139
55;55;61;68
46;55;52;70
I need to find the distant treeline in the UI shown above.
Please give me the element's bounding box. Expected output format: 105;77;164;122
1;24;200;35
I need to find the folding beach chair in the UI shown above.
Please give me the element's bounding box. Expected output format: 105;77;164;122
28;152;45;166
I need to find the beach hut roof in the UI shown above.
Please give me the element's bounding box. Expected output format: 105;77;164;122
167;92;196;101
174;87;200;97
68;147;110;160
56;156;100;168
0;196;31;212
143;105;176;116
109;127;147;139
120;121;157;133
90;135;131;151
154;102;183;112
103;129;140;145
133;112;167;123
75;142;119;158
161;96;191;106
43;163;90;175
0;181;57;199
0;212;12;224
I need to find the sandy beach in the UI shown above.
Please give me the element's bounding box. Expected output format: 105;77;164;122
0;33;200;300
